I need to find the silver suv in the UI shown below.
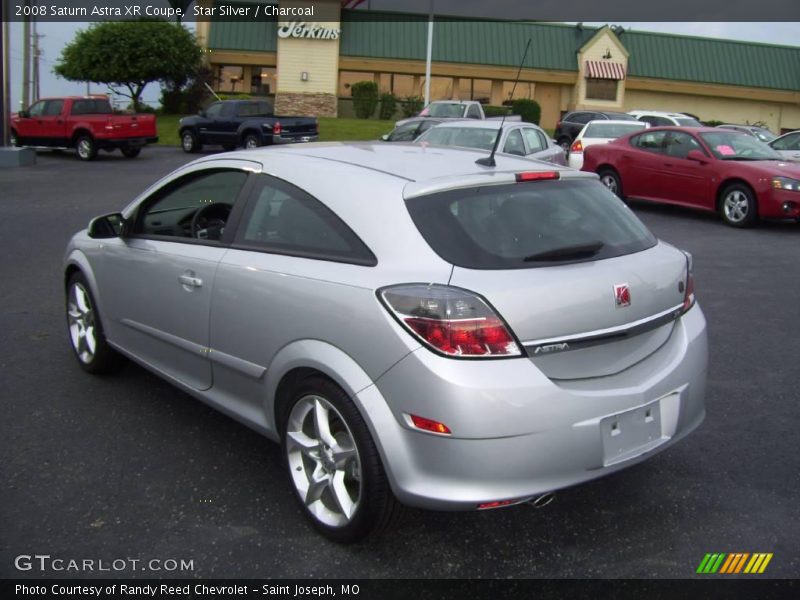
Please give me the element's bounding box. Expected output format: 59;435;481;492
64;143;708;542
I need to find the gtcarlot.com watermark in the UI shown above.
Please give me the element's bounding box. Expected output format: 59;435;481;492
14;554;194;573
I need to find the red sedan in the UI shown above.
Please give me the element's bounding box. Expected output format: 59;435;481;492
581;126;800;227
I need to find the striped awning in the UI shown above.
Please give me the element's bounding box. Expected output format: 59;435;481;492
585;61;626;80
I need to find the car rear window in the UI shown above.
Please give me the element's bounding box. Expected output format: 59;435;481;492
675;118;703;127
418;126;497;151
405;179;656;270
584;122;647;138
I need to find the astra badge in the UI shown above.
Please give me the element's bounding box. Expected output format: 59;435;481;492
614;283;631;308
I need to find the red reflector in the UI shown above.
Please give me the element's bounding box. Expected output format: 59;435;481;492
515;171;560;182
409;414;451;435
570;140;583;153
274;121;282;135
478;499;515;510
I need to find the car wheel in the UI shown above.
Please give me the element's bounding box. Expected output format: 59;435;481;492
181;129;201;153
221;144;237;152
557;137;571;153
66;272;122;374
599;168;624;199
281;376;403;543
121;147;141;158
75;135;97;161
720;183;758;228
10;130;19;147
243;134;260;149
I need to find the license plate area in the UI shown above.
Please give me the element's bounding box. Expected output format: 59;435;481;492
600;397;667;466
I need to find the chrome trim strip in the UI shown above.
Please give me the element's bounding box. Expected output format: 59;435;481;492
523;303;684;349
121;319;206;355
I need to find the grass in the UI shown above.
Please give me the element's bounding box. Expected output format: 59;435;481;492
155;114;395;146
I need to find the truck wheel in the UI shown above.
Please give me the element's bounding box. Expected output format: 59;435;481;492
10;130;19;147
76;135;98;161
181;130;201;153
243;134;261;149
121;147;141;158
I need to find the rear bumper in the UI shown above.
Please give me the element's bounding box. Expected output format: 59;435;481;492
271;133;319;145
359;304;708;511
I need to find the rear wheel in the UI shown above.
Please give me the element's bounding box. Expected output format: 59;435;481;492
10;129;19;147
75;135;97;161
66;272;122;374
599;168;624;199
243;133;260;149
557;137;571;153
281;376;403;543
121;147;141;158
181;129;201;153
720;183;758;228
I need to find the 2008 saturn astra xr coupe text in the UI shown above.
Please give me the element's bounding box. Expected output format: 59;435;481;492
64;143;708;542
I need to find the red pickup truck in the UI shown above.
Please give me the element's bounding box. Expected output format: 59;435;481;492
10;96;158;161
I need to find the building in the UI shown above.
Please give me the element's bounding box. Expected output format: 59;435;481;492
196;0;800;132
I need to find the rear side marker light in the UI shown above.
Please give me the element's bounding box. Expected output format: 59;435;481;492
570;140;583;153
408;414;452;435
516;171;560;182
478;500;516;510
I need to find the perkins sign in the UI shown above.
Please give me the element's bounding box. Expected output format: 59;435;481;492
278;21;341;40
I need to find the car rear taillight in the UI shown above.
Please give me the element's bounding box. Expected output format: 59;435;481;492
273;121;282;135
570;140;583;153
515;171;560;182
682;252;696;313
379;284;521;358
407;414;452;435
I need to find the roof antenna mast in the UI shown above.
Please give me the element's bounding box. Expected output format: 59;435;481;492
476;37;532;167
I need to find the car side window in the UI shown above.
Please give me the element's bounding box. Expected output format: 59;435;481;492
205;103;223;118
27;100;46;117
235;175;377;266
631;131;669;154
521;128;545;154
132;169;248;241
570;113;591;125
665;132;704;159
389;122;422;142
44;100;64;116
466;104;482;119
772;133;800;151
503;129;526;156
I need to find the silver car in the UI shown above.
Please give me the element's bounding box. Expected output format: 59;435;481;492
769;130;800;162
415;120;567;165
64;143;707;542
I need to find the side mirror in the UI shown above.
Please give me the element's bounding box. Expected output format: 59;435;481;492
18;110;30;119
88;213;125;239
686;149;709;163
380;134;390;141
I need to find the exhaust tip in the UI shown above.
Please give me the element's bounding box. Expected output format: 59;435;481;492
527;493;555;509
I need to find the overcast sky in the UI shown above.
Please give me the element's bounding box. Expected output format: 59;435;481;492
6;19;798;110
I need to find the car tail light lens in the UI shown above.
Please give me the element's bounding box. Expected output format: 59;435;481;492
570;140;583;153
379;284;521;358
273;121;282;135
515;171;560;182
682;252;695;313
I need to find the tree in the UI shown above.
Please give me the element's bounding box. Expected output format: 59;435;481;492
54;19;202;111
167;0;194;23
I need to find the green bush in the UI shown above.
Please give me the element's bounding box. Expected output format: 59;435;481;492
703;119;723;127
483;105;510;118
511;98;541;124
379;92;398;120
401;95;424;118
351;81;379;119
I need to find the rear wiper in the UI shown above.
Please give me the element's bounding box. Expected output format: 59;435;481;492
524;241;605;262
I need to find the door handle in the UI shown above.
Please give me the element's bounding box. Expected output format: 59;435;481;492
664;162;674;167
178;274;203;288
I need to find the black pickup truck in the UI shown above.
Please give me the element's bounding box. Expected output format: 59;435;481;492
178;99;319;153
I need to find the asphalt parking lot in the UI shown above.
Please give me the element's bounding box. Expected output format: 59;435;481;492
1;146;798;579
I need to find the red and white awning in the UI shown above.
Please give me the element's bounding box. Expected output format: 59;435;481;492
585;61;626;80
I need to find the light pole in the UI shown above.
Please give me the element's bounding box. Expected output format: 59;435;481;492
424;0;433;105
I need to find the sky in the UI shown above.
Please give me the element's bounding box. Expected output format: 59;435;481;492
5;19;799;111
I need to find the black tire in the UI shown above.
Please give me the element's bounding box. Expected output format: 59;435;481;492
10;129;19;147
281;376;403;543
65;272;123;374
598;167;624;199
719;182;758;228
180;129;201;153
221;143;237;152
242;133;261;150
121;147;141;158
75;135;97;161
557;137;571;153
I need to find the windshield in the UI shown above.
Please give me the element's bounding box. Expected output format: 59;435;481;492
405;179;656;270
751;128;777;143
699;132;784;160
421;103;468;118
675;118;703;127
584;122;647;138
417;126;498;151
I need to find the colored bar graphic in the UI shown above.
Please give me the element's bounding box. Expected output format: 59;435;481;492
734;553;750;573
700;552;773;575
696;554;713;573
719;554;736;574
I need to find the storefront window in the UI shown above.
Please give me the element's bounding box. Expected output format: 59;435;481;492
586;78;618;102
251;67;277;96
217;66;244;93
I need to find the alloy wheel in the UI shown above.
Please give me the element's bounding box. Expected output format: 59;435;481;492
723;190;750;223
600;173;618;195
77;139;92;160
67;282;97;364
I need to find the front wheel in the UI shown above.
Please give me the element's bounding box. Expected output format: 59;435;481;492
598;168;624;199
66;272;122;374
720;183;758;228
75;135;97;161
121;147;141;158
181;129;201;153
281;376;403;543
243;133;261;149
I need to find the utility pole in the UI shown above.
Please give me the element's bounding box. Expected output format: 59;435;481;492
1;0;8;146
32;21;43;102
22;3;31;108
424;0;434;106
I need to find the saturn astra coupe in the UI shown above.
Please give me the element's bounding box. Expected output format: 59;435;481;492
64;143;707;542
582;126;800;227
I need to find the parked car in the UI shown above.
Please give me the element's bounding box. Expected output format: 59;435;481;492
628;110;703;128
380;117;449;142
415;120;566;165
582;126;800;227
715;124;777;143
394;100;520;128
554;110;638;152
568;120;649;170
9;95;158;160
769;130;800;162
178;99;318;153
63;143;707;542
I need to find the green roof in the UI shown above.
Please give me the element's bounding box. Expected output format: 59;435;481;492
207;7;800;92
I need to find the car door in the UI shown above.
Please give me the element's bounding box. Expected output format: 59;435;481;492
621;130;670;199
197;102;225;145
521;126;563;164
15;99;47;141
95;162;255;390
771;132;800;161
658;131;713;209
40;99;67;144
502;129;526;156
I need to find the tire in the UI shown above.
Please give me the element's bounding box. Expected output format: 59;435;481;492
221;144;237;152
75;135;97;161
598;168;624;199
281;376;403;543
719;183;758;228
66;272;122;374
121;147;141;158
10;130;19;147
557;137;571;153
181;129;201;153
242;133;261;149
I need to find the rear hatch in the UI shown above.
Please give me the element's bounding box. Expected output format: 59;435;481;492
275;117;318;138
404;176;690;380
108;114;157;138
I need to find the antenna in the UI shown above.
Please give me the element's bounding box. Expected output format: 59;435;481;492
476;38;532;167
